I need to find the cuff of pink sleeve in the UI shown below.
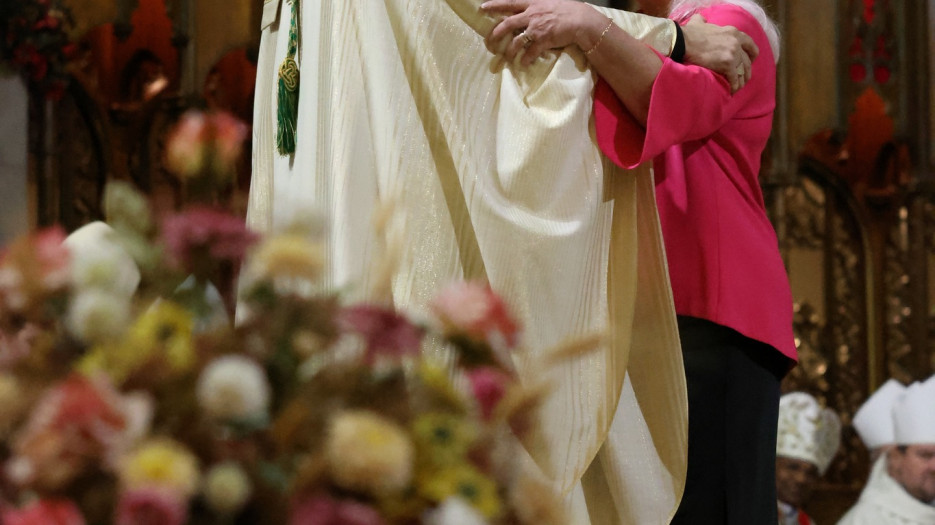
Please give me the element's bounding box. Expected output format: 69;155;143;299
593;77;646;169
594;50;676;169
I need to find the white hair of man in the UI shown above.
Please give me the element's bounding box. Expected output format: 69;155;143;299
667;0;781;62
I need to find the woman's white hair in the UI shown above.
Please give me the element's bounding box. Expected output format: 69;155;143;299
668;0;780;62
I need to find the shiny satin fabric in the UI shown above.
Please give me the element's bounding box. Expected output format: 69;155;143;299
248;1;686;522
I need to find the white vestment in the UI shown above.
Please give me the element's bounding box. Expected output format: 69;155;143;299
249;1;687;522
837;456;935;525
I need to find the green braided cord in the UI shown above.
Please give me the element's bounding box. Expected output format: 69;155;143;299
276;0;300;156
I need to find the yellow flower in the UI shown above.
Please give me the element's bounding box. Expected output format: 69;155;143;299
412;412;477;468
126;301;195;373
120;438;200;497
416;363;467;412
326;410;414;495
418;463;501;519
203;462;252;514
77;341;139;384
251;234;324;282
77;301;195;383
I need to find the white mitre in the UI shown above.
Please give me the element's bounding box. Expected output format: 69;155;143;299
853;379;906;450
892;377;935;445
777;392;842;474
63;221;140;300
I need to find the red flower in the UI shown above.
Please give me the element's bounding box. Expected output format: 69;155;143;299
115;488;187;525
338;304;424;364
160;207;258;276
8;374;141;489
467;367;512;420
289;494;386;525
2;498;85;525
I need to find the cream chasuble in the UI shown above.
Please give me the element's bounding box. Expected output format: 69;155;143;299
249;1;687;522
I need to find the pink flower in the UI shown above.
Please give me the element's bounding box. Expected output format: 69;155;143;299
337;304;423;364
211;112;249;167
165;111;207;176
2;498;85;525
430;281;520;349
115;488;187;525
32;226;71;289
289;494;386;525
8;374;149;488
165;110;248;179
161;206;258;276
467;367;511;420
0;227;70;314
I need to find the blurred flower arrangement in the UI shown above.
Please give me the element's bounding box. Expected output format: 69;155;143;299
0;110;569;524
0;0;75;100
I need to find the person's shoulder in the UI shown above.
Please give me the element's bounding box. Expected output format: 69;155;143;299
696;4;763;34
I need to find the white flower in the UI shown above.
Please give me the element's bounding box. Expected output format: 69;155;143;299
203;462;252;514
64;222;140;299
196;355;270;421
67;289;131;343
425;497;490;525
326;410;414;494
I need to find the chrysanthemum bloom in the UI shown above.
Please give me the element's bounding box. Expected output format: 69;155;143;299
66;289;131;344
161;207;258;277
203;462;252;514
126;301;195;373
326;410;414;495
115;487;187;525
1;498;85;525
82;301;195;384
196;355;271;422
64;221;140;299
249;234;325;283
119;438;200;497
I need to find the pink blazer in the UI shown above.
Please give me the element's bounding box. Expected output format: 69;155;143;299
593;4;796;360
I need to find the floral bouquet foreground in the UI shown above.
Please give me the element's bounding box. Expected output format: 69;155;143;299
0;112;572;524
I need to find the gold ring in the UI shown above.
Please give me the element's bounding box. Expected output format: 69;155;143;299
520;31;534;48
736;65;745;77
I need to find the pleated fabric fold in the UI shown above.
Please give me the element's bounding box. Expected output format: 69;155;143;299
249;1;686;522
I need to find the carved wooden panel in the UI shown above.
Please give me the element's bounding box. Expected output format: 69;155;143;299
768;162;871;492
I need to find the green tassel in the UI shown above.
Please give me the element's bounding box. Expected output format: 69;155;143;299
276;0;300;156
276;57;299;156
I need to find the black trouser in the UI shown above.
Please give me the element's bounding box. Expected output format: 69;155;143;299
670;316;791;525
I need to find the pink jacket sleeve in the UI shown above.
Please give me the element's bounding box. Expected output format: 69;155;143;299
594;5;775;169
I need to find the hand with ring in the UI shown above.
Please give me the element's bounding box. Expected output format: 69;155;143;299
482;0;604;66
